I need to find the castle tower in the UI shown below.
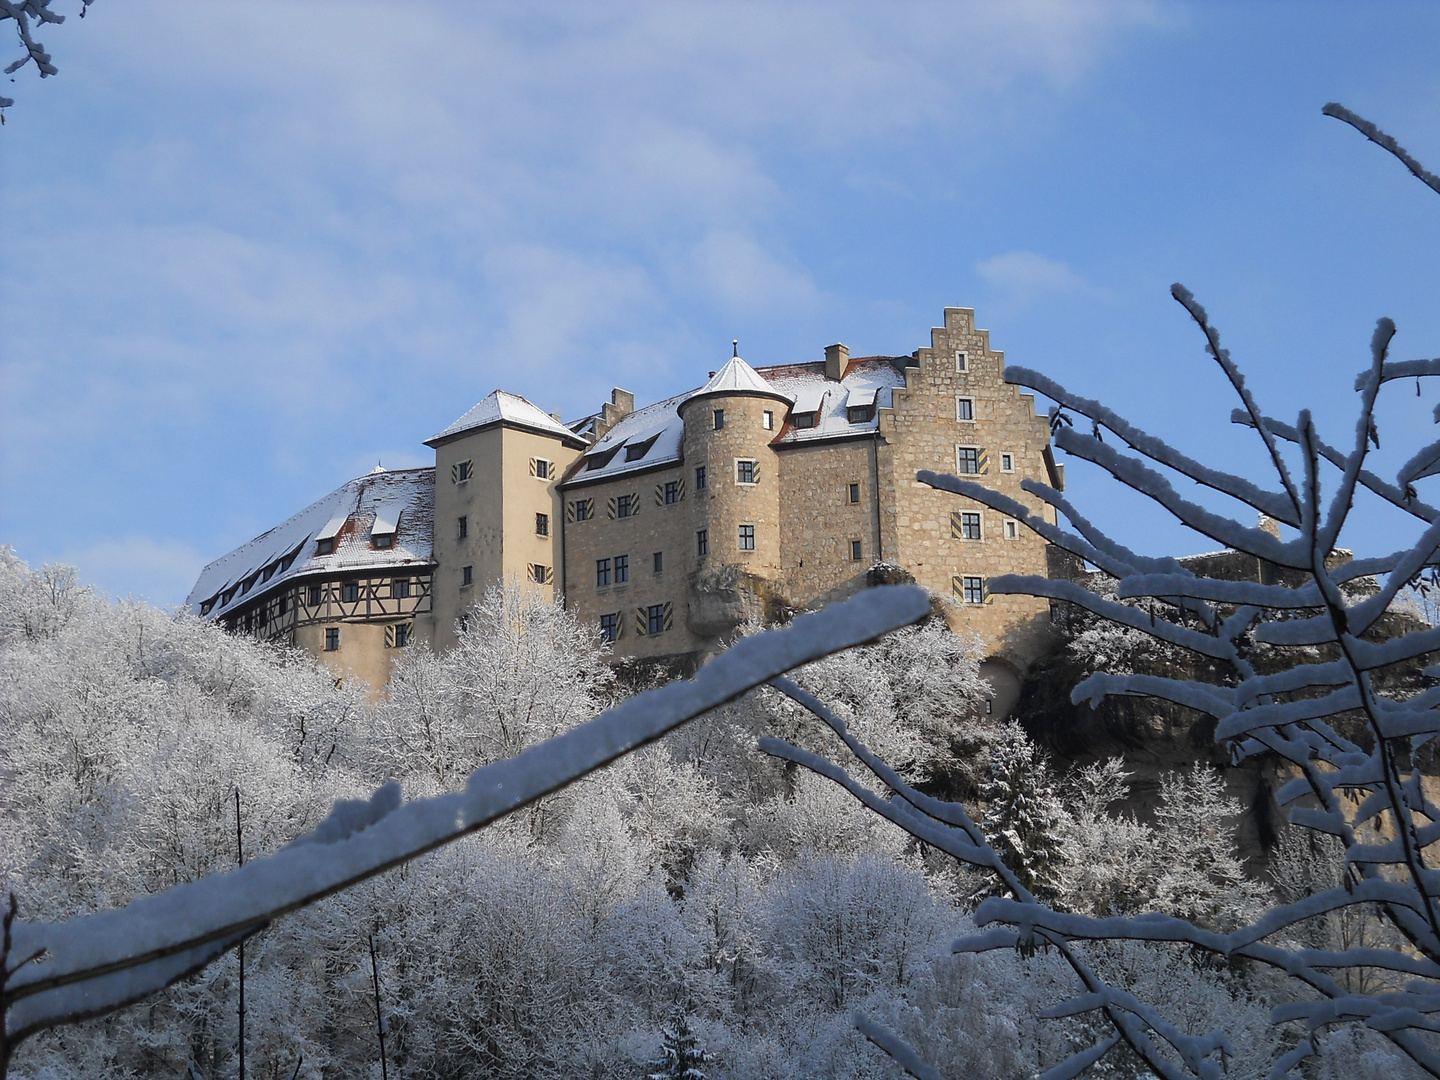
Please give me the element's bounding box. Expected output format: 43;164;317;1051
678;353;792;637
425;390;587;651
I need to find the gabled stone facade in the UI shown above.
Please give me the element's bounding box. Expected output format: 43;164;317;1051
188;305;1064;702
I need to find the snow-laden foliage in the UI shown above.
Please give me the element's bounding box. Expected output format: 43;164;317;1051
0;0;90;111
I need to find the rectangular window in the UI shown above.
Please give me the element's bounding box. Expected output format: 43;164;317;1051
736;459;757;484
391;578;411;599
308;585;323;607
763;410;774;430
697;529;708;556
458;515;468;539
793;412;816;429
599;612;619;643
457;460;472;482
850;539;863;561
343;582;359;603
664;480;679;504
316;537;335;556
958;576;985;604
1004;518;1019;540
847;406;871;424
373;533;394;549
695;466;707;490
536;512;549;536
956;351;968;372
958;512;982;540
393;624;411;648
1001;452;1014;472
529;563;552;584
324;627;340;651
462;565;474;587
647;603;667;635
848;482;860;504
739;524;755;551
956;446;980;474
713;409;725;430
956;397;974;422
534;458;551;480
653;551;663;574
596;558;611;587
616;494;633;518
614;554;629;583
277;594;288;615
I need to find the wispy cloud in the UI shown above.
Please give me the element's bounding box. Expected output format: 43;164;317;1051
974;250;1095;311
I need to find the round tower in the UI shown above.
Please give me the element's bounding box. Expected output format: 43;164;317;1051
679;352;791;634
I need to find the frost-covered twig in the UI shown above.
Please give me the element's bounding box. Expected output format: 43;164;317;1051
0;1;89;110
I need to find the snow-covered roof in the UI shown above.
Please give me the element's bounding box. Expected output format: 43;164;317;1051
565;356;907;485
186;468;435;620
567;392;691;484
427;389;582;447
693;355;790;400
766;359;905;444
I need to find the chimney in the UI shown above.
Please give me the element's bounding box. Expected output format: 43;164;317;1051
825;343;849;381
611;388;635;415
1258;513;1281;539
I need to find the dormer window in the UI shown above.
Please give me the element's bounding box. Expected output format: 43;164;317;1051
846;405;872;424
200;597;217;616
624;434;660;462
373;533;394;549
586;445;622;471
316;537;335;556
793;412;816;429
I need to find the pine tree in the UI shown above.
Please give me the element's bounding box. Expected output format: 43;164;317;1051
646;1006;708;1080
977;723;1067;903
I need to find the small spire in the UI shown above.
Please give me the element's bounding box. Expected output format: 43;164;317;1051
732;339;738;358
369;461;387;474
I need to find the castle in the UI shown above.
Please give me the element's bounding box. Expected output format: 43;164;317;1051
187;306;1064;708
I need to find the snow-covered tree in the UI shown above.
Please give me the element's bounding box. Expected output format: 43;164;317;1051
977;723;1068;904
646;1006;708;1080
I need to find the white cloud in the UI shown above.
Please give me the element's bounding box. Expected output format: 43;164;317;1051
974;250;1092;309
60;536;208;606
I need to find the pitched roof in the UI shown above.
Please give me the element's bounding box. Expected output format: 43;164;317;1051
186;467;436;620
426;389;583;447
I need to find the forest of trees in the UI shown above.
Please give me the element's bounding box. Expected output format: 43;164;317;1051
1;547;1415;1079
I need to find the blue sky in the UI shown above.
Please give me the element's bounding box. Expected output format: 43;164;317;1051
4;1;1440;606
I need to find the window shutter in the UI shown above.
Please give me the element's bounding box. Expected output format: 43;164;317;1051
979;449;989;475
634;607;648;636
529;457;537;477
385;625;396;648
607;497;617;519
951;575;963;600
566;500;576;523
450;463;458;483
677;478;686;500
629;492;640;516
662;601;673;631
752;464;760;483
543;565;553;584
950;511;963;539
614;611;624;640
655;483;665;506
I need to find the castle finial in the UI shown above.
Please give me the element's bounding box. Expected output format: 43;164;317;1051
733;339;738;358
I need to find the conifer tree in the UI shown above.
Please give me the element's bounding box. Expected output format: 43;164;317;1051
977;723;1067;903
645;1006;708;1080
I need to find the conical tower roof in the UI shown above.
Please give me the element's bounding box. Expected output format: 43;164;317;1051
681;354;794;412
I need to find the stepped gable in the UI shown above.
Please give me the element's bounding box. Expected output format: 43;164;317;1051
427;389;583;448
186;467;435;621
